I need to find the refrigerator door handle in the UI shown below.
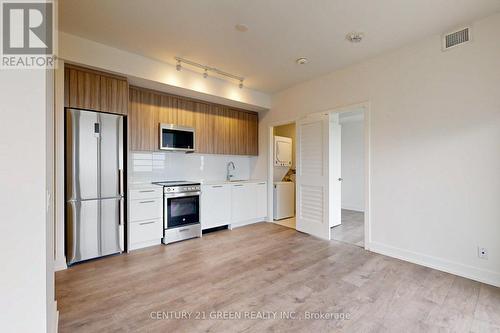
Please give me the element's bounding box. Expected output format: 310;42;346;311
118;169;124;196
119;198;125;251
118;197;124;226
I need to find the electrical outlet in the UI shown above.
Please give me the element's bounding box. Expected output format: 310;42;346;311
477;247;488;259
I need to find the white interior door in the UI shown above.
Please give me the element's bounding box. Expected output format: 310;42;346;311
296;113;331;240
330;114;342;227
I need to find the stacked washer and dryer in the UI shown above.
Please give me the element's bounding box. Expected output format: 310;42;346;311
273;136;295;220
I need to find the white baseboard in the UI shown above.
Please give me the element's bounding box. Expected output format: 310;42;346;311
54;258;67;271
129;239;161;251
53;301;59;333
341;204;364;212
230;217;266;229
369;241;500;288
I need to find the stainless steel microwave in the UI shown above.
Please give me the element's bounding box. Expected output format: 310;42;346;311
159;124;196;152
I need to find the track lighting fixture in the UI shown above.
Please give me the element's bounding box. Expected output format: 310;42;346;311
174;56;244;88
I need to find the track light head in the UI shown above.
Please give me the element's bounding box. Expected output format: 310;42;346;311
239;80;243;89
203;69;208;79
176;60;182;71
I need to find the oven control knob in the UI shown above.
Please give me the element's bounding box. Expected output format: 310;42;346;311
166;188;171;192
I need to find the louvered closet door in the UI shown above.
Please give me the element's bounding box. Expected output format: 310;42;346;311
296;113;331;240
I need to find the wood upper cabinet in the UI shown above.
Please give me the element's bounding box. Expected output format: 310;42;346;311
194;102;215;154
66;66;100;111
100;75;128;115
64;65;128;115
246;112;259;155
128;86;259;155
129;87;158;151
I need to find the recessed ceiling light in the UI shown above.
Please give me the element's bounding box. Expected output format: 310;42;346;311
296;57;308;65
235;24;248;32
346;32;364;43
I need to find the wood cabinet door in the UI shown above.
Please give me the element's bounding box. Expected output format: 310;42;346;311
227;109;240;155
247;113;258;156
158;94;177;125
236;111;249;155
129;88;158;151
194;102;214;154
67;67;100;110
213;105;230;154
176;98;195;127
100;76;128;115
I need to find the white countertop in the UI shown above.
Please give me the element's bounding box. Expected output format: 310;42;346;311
201;179;266;185
129;179;266;189
128;182;163;190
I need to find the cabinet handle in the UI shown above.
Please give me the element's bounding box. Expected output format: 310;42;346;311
139;200;155;204
257;182;266;185
233;184;243;187
179;228;190;232
212;185;223;188
139;190;155;193
139;221;156;226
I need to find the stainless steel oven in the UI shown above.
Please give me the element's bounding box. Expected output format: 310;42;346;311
152;181;201;244
165;190;200;228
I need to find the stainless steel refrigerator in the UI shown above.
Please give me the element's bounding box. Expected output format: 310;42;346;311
65;108;124;265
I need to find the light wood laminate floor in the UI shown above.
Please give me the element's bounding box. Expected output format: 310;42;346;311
332;209;364;247
56;223;500;333
273;216;296;229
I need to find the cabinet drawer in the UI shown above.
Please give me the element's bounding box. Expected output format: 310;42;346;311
129;219;163;245
130;198;162;222
129;188;163;200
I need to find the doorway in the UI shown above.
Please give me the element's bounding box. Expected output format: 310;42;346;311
331;109;366;247
267;103;370;249
269;122;296;230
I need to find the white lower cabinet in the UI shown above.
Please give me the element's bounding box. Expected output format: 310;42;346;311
255;182;268;219
201;181;267;230
129;219;163;247
129;187;164;250
201;184;231;230
231;183;257;223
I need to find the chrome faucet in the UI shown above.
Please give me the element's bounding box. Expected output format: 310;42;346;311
226;161;235;181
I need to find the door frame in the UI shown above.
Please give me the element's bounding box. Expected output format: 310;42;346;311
321;101;371;250
267;101;372;250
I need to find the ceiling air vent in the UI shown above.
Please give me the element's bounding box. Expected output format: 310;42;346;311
443;27;471;51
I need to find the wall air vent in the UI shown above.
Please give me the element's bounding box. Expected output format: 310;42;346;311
443;27;471;51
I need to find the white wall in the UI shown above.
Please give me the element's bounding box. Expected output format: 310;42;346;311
0;70;55;331
130;152;254;184
254;13;500;286
59;32;271;111
341;120;365;211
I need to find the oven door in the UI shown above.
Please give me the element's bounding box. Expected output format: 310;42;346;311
165;192;200;229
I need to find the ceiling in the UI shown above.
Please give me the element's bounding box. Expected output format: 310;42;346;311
59;0;500;93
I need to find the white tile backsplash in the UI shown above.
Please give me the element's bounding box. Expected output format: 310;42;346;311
130;151;255;184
